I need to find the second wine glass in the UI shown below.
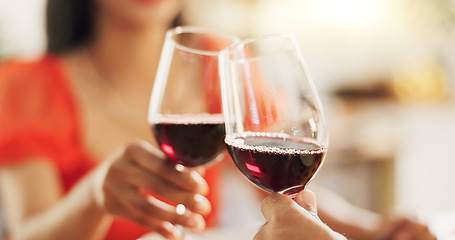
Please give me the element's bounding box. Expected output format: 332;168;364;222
219;34;329;198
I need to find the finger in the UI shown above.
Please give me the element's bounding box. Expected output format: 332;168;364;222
118;186;205;231
102;182;182;239
408;222;435;240
294;190;317;215
253;223;268;240
146;195;206;232
125;164;211;215
252;229;266;240
125;141;209;195
261;193;294;221
388;217;415;239
194;167;206;176
118;200;182;239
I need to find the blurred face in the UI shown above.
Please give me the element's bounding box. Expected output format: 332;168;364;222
97;0;185;27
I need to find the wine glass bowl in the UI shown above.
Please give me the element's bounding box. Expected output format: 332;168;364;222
148;26;240;169
151;114;226;167
219;34;328;197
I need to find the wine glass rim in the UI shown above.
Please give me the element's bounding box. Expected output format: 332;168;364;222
167;26;241;56
220;33;297;54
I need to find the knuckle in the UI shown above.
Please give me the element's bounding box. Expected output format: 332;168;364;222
148;179;169;196
182;194;198;208
105;163;122;179
136;200;156;216
184;194;210;215
169;213;186;226
253;229;266;240
172;171;202;193
103;200;118;215
135;214;149;226
124;141;141;156
273;210;286;222
155;222;175;239
157;159;174;173
182;180;199;193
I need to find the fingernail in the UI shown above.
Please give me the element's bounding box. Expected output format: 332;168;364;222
186;216;198;228
296;190;317;211
162;222;179;240
186;215;205;232
172;228;182;240
191;171;209;195
194;194;211;215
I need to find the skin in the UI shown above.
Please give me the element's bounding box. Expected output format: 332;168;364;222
313;186;438;240
255;189;437;240
0;0;209;239
254;190;346;240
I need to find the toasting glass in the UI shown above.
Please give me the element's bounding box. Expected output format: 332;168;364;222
219;34;329;198
148;26;239;238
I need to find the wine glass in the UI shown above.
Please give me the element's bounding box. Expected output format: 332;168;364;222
148;26;239;238
219;34;328;198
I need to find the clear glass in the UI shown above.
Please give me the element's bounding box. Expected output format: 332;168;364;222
148;26;239;239
149;26;239;168
219;34;329;198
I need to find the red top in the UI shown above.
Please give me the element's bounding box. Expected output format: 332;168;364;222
0;54;220;239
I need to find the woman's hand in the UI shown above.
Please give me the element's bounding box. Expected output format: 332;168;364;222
254;190;346;240
92;140;210;239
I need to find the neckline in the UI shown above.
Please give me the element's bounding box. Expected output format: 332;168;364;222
45;53;99;166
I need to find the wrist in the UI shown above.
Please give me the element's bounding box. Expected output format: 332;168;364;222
88;166;110;214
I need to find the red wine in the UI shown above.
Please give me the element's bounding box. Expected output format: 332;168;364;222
151;114;226;167
225;132;326;196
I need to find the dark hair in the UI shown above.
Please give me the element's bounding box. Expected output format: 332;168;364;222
46;0;95;54
46;0;184;54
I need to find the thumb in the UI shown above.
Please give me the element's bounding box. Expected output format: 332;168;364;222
294;190;318;216
261;193;294;221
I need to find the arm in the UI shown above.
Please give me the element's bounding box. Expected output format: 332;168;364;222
0;159;110;240
313;186;386;239
313;186;436;240
1;140;210;240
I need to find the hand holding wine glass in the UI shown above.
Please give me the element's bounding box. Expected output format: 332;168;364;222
219;34;328;198
93;140;209;240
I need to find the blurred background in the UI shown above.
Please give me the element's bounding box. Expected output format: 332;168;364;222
1;0;455;238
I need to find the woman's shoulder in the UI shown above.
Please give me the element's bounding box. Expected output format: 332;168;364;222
0;53;72;118
0;53;65;85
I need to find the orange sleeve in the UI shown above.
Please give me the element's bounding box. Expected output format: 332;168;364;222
0;56;74;167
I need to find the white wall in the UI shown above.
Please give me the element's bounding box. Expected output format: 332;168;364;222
395;105;455;216
185;0;455;94
0;0;46;58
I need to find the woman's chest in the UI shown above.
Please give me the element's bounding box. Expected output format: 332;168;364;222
79;93;155;162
